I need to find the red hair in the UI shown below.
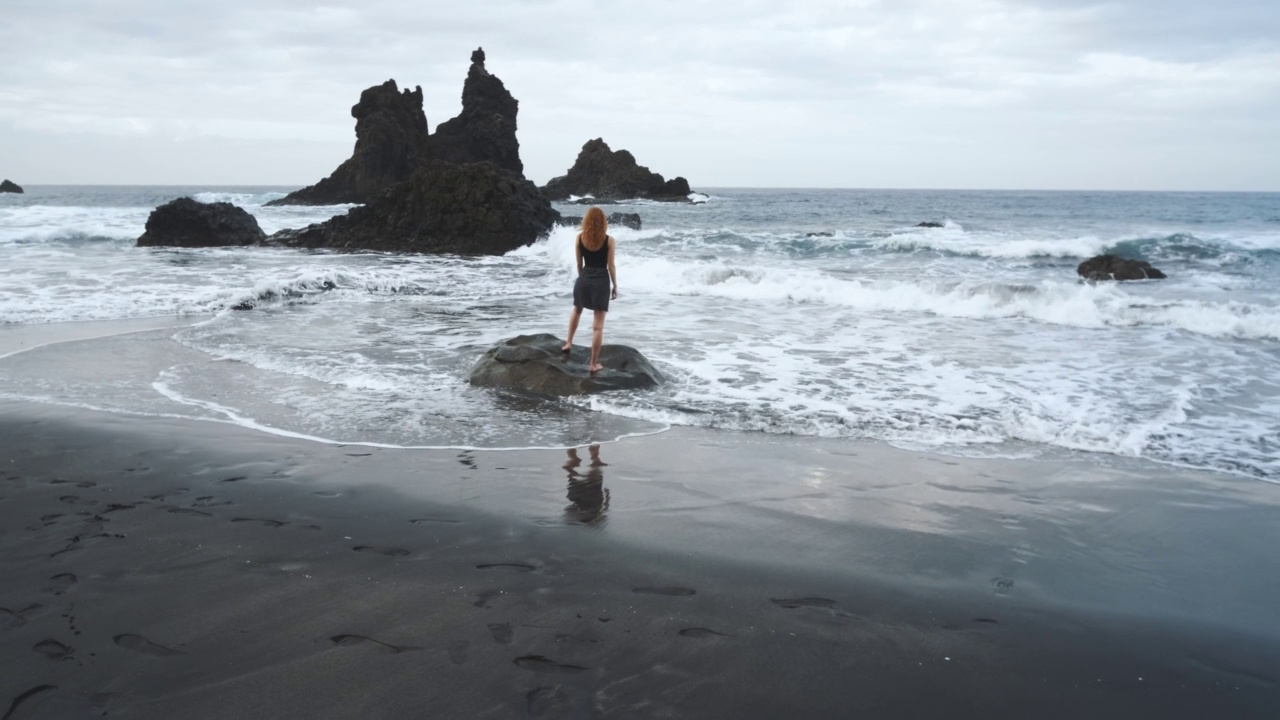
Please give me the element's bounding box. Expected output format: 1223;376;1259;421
580;207;607;251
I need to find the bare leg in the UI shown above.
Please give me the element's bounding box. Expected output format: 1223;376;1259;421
589;310;606;372
563;306;583;352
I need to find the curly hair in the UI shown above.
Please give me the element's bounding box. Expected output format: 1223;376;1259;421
580;207;608;251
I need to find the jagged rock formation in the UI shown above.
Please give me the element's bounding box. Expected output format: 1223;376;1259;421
424;48;522;175
268;47;524;207
1077;254;1167;281
0;179;22;193
270;161;556;255
266;81;429;206
541;138;691;202
136;197;266;248
139;49;558;255
556;212;641;230
469;334;663;396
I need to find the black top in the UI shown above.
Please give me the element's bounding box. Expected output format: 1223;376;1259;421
579;235;610;269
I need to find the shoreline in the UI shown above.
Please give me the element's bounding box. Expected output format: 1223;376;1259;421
2;400;1277;717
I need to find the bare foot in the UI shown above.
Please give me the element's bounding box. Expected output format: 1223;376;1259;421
589;363;604;373
560;343;572;353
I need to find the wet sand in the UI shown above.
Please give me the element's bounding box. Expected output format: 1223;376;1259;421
2;400;1278;718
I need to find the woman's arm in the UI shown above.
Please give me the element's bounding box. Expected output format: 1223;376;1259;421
575;235;584;273
608;236;618;299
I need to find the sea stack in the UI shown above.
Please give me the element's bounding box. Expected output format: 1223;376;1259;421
0;179;23;193
265;80;430;206
423;47;524;175
541;138;692;202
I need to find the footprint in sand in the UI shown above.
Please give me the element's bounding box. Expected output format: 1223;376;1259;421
771;597;837;610
514;656;587;674
678;627;731;639
33;639;73;661
44;574;77;596
990;577;1015;594
166;507;212;517
329;634;421;654
352;546;411;557
3;685;57;720
113;634;181;657
476;562;537;572
217;476;247;484
1;604;46;630
231;518;288;527
146;489;190;500
448;640;470;665
631;587;696;597
488;623;514;645
526;686;572;717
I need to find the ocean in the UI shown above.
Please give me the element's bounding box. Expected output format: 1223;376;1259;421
2;185;1278;481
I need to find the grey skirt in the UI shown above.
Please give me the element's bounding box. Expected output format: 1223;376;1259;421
573;267;611;311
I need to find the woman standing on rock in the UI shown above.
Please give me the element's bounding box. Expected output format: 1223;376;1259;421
562;207;618;373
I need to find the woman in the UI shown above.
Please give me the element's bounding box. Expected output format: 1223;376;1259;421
561;207;618;373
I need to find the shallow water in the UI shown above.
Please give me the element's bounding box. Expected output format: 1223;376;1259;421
2;186;1278;480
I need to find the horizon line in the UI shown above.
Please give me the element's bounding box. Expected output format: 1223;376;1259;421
6;183;1280;194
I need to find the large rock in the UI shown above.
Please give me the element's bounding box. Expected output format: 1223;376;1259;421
424;48;523;175
136;197;266;248
0;179;22;193
266;80;429;206
1077;254;1167;281
556;212;641;230
469;334;663;396
541;138;692;202
270;160;557;255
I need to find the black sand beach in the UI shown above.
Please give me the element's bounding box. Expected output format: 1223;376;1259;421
2;399;1278;718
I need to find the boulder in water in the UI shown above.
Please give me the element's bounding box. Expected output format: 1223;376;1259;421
469;333;662;396
1077;254;1167;281
136;197;265;248
0;179;23;193
916;221;944;228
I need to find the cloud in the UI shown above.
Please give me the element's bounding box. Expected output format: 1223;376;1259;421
0;0;1276;189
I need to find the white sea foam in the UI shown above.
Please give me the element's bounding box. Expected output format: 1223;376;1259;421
5;186;1278;480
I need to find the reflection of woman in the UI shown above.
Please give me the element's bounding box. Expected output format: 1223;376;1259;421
561;207;618;373
563;445;609;526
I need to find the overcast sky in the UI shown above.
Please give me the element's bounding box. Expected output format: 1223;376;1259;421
2;0;1277;190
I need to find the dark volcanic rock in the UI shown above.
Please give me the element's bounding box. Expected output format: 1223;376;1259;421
137;197;265;248
270;161;556;255
1077;254;1167;281
0;179;22;193
541;138;692;202
424;47;523;175
267;80;429;206
916;221;944;228
469;334;662;396
556;212;642;230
